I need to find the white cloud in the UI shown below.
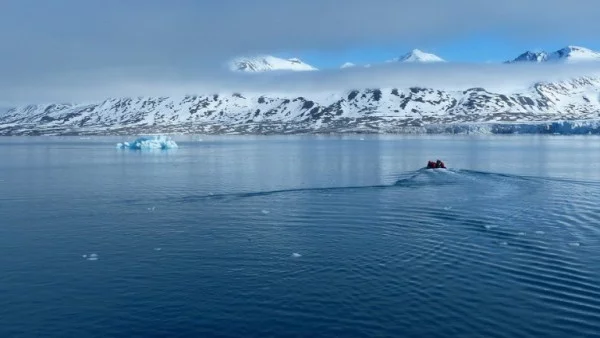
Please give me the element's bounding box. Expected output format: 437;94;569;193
4;62;600;106
1;0;600;104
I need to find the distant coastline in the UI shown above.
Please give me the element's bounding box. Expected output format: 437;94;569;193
2;120;600;136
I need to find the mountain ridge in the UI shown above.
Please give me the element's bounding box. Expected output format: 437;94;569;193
231;46;600;72
2;76;600;135
506;46;600;63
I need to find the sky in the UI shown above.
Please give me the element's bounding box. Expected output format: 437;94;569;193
277;34;600;68
2;0;600;106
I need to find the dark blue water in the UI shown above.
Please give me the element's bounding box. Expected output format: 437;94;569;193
1;135;600;337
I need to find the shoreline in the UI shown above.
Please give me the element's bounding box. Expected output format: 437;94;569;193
2;119;600;136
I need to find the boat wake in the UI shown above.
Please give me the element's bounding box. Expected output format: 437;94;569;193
118;168;600;206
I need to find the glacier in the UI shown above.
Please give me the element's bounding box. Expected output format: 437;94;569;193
414;120;600;135
116;136;178;150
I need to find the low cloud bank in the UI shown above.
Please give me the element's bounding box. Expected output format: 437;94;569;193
4;62;600;107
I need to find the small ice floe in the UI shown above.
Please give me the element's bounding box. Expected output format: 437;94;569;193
148;206;155;212
83;253;98;261
535;231;545;235
261;210;270;215
568;242;581;247
116;135;178;150
499;241;508;246
518;232;526;236
292;253;301;258
154;247;162;251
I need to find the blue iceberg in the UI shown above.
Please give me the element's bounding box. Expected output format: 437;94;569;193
116;136;178;150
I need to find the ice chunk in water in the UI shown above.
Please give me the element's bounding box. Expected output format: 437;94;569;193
83;253;98;261
117;136;178;150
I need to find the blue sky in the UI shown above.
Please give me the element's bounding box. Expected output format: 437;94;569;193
2;0;600;105
277;36;600;68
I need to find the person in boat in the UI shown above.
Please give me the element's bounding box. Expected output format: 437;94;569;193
426;159;446;169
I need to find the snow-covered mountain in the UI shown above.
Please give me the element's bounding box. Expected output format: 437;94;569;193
237;49;446;72
229;56;317;72
387;49;446;63
228;46;600;73
548;46;600;63
3;76;600;135
507;46;600;64
507;51;548;63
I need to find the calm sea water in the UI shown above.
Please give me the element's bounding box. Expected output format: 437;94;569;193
1;135;600;337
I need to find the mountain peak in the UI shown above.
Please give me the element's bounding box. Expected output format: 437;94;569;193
389;49;445;63
506;51;548;63
548;45;600;62
229;55;317;72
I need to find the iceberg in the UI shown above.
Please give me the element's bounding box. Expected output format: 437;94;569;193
116;135;178;150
